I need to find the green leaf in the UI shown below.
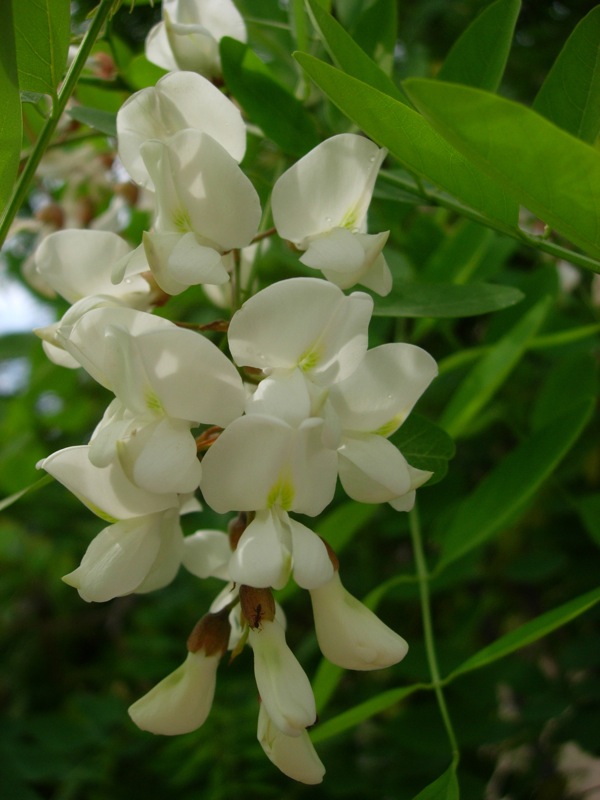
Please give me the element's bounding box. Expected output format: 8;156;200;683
440;296;551;438
67;106;117;137
437;0;520;91
575;494;600;548
13;0;70;98
220;37;320;156
533;6;600;144
351;0;397;76
438;398;594;570
122;53;167;90
447;586;600;680
294;53;519;228
404;79;600;260
0;475;53;513
305;0;406;101
0;3;22;213
373;282;524;319
412;764;459;800
530;351;597;430
392;414;455;486
311;684;425;743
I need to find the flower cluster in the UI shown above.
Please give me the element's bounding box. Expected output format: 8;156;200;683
34;0;438;784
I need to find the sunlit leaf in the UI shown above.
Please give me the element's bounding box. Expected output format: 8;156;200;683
13;0;71;98
0;4;22;214
447;586;600;680
404;78;600;260
294;53;519;228
437;0;521;91
533;6;600;143
305;0;406;101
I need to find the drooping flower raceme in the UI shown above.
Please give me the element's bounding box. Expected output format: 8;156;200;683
145;0;247;78
272;134;392;295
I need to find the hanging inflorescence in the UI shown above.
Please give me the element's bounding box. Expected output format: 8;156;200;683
33;1;438;784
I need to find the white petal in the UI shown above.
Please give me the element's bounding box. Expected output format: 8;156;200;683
165;20;220;76
166;232;229;286
117;71;246;188
144;21;179;71
272;134;386;246
129;650;219;735
200;415;296;513
257;704;325;784
249;619;316;737
337;434;412;503
310;572;409;670
245;369;312;426
136;509;184;593
300;227;366;275
134;326;245;425
118;417;201;494
63;514;162;602
39;445;179;520
228;277;373;384
318;231;392;296
289;518;334;590
228;509;291;589
182;529;231;580
35;230;149;303
330;343;438;435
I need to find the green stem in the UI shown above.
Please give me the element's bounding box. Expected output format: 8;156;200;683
379;170;600;275
409;504;460;764
0;0;114;249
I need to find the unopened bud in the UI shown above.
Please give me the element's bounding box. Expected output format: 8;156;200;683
187;610;231;656
239;585;276;630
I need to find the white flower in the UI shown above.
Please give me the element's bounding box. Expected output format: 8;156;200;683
115;130;261;295
117;71;247;190
61;306;245;494
309;571;409;671
62;508;183;602
145;0;246;78
328;343;438;505
33;230;152;368
200;414;338;517
249;618;316;737
272;134;392;294
228;277;373;387
257;704;325;784
227;508;334;590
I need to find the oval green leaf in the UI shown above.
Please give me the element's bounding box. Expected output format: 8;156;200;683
533;6;600;144
404;78;600;260
438;0;521;92
294;53;519;228
373;282;523;319
438;398;595;570
447;585;600;680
